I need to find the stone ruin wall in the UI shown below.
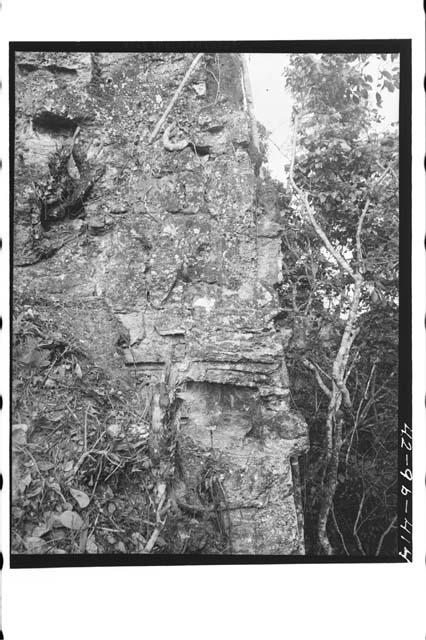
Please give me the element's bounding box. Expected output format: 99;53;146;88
13;51;308;554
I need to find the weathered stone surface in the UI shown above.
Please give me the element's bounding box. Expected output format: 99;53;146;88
14;51;308;554
177;383;306;553
193;111;250;155
117;311;145;345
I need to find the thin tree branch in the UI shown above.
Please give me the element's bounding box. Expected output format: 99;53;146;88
290;456;305;553
149;53;204;144
289;116;356;279
69;125;80;152
206;55;221;103
353;490;366;555
339;383;353;410
355;162;396;271
331;503;350;555
333;277;363;384
302;358;332;398
344;361;385;473
375;515;397;556
343;348;360;385
374;163;394;186
314;361;333;382
240;54;261;155
356;198;370;274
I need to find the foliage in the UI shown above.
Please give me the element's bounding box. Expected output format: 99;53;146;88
12;295;228;555
279;53;399;555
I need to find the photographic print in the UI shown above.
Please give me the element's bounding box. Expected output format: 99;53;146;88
9;43;410;564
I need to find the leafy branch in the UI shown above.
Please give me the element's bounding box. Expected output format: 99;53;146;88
288;110;372;554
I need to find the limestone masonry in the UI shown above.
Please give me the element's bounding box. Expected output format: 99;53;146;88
14;51;308;554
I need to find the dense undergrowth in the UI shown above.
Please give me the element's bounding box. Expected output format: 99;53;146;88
11;295;227;554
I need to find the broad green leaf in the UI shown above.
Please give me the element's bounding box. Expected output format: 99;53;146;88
70;488;90;509
58;510;83;530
